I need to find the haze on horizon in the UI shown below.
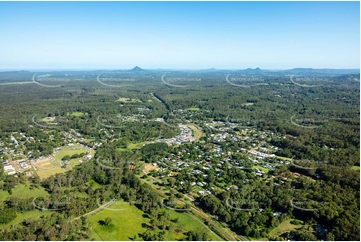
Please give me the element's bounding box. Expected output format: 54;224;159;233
0;1;359;70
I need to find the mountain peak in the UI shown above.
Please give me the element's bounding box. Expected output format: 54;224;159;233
130;66;144;72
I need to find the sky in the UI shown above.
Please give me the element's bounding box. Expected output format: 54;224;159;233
0;1;359;70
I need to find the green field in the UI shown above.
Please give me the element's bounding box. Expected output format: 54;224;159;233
0;183;53;230
268;219;303;238
275;155;292;161
41;116;56;123
351;166;360;171
128;141;147;149
164;210;222;241
187;124;203;140
0;183;49;202
254;165;270;173
67;112;85;117
35;145;93;179
117;141;147;151
89;200;150;240
187;107;200;111
87;179;102;189
88;199;222;241
54;144;93;161
0;210;54;229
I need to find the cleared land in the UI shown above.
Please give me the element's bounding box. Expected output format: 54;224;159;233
89;200;149;241
0;82;33;85
143;163;159;173
253;165;270;173
351;166;360;171
187;107;200;111
67;112;85;117
88;198;222;241
41;116;56;122
0;183;49;202
0;183;52;230
187;124;204;140
117;141;148;152
268;219;303;238
116;97;141;103
34;144;93;179
241;102;254;106
0;210;53;230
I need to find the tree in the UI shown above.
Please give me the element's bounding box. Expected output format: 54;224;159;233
62;155;71;161
104;217;112;226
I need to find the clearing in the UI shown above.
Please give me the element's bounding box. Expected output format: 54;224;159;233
187;107;200;111
67;112;85;117
89;199;149;240
116;97;142;103
268;219;303;238
187;124;204;140
34;144;93;179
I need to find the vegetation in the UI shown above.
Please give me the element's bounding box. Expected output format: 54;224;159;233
0;69;359;241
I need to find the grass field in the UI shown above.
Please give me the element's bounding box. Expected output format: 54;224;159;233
0;183;52;230
88;198;222;241
129;141;148;149
54;145;90;161
275;155;292;161
187;107;200;111
0;183;49;202
89;200;149;240
116;97;142;103
254;165;270;173
87;179;102;189
187;124;204;140
67;112;85;117
35;160;65;179
268;219;303;238
164;210;222;241
41;116;56;122
351;166;360;171
0;209;54;229
35;144;93;179
117;141;147;152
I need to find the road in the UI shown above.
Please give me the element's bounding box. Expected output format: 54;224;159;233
73;198;117;221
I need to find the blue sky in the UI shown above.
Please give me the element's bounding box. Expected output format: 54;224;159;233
0;1;359;70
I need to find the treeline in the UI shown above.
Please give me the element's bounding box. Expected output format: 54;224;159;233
0;214;91;241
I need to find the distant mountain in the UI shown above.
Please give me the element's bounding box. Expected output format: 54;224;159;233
246;67;261;72
195;67;218;73
0;70;30;74
281;68;360;76
0;70;33;82
235;67;269;74
130;66;145;72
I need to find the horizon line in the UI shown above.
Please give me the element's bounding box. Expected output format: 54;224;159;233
0;67;360;72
